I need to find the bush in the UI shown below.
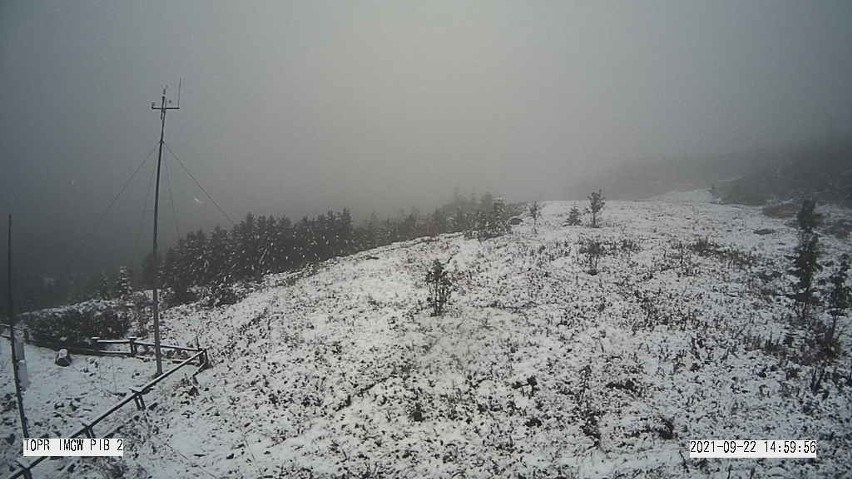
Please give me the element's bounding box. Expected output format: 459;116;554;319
24;303;130;346
579;238;605;275
202;281;241;308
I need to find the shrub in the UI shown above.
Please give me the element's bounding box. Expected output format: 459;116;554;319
24;303;130;346
579;238;605;275
202;281;241;308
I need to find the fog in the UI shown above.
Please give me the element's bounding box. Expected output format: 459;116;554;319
2;0;852;280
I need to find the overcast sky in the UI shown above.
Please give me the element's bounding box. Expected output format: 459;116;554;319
2;0;852;276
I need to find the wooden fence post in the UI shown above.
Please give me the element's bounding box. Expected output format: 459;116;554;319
128;337;138;357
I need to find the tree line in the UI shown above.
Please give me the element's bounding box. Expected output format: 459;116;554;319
109;191;518;306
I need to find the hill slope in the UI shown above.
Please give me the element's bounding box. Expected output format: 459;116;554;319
80;196;852;477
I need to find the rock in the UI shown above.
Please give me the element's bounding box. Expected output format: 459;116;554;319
762;203;798;218
753;228;775;235
54;349;72;367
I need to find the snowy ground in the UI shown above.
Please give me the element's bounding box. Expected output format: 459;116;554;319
0;342;197;477
5;193;852;478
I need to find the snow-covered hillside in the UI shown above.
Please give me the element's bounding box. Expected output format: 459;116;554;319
7;196;852;478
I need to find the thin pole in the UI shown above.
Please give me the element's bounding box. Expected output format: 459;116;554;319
7;214;29;438
150;87;179;376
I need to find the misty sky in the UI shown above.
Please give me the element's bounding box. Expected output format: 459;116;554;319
2;0;852;277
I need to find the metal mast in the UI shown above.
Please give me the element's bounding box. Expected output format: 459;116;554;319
150;87;179;376
7;215;29;438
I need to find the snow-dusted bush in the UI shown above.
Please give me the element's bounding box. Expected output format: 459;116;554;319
201;280;241;308
578;238;605;275
24;301;130;345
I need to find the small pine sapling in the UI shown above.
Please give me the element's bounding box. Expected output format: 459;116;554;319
566;206;582;226
426;259;452;316
789;199;822;323
115;266;133;299
588;189;605;228
529;201;541;234
824;255;851;359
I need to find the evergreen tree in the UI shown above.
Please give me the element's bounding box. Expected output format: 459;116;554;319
185;230;209;286
231;213;260;281
479;192;494;212
115;266;133;298
364;212;380;250
271;216;293;272
163;242;195;304
789;200;822;322
452;207;467;233
566;206;582;226
797;197;821;233
97;272;113;300
529;201;541;233
339;208;354;255
207;226;231;286
588;189;605;228
426;259;452;316
138;252;156;290
824;254;851;357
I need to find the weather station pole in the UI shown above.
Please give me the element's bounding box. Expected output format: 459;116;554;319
150;86;180;376
7;215;29;439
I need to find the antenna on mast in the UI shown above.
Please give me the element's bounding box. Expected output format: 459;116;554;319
177;78;182;108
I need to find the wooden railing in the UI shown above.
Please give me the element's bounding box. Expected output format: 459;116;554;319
89;336;203;359
0;324;200;361
4;346;209;479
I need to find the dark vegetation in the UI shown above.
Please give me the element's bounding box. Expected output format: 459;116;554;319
565;206;582;226
6;192;519;343
528;201;541;234
788;199;823;323
20;301;133;346
129;192;515;308
0;192;518;316
587;189;606;228
425;260;453;316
